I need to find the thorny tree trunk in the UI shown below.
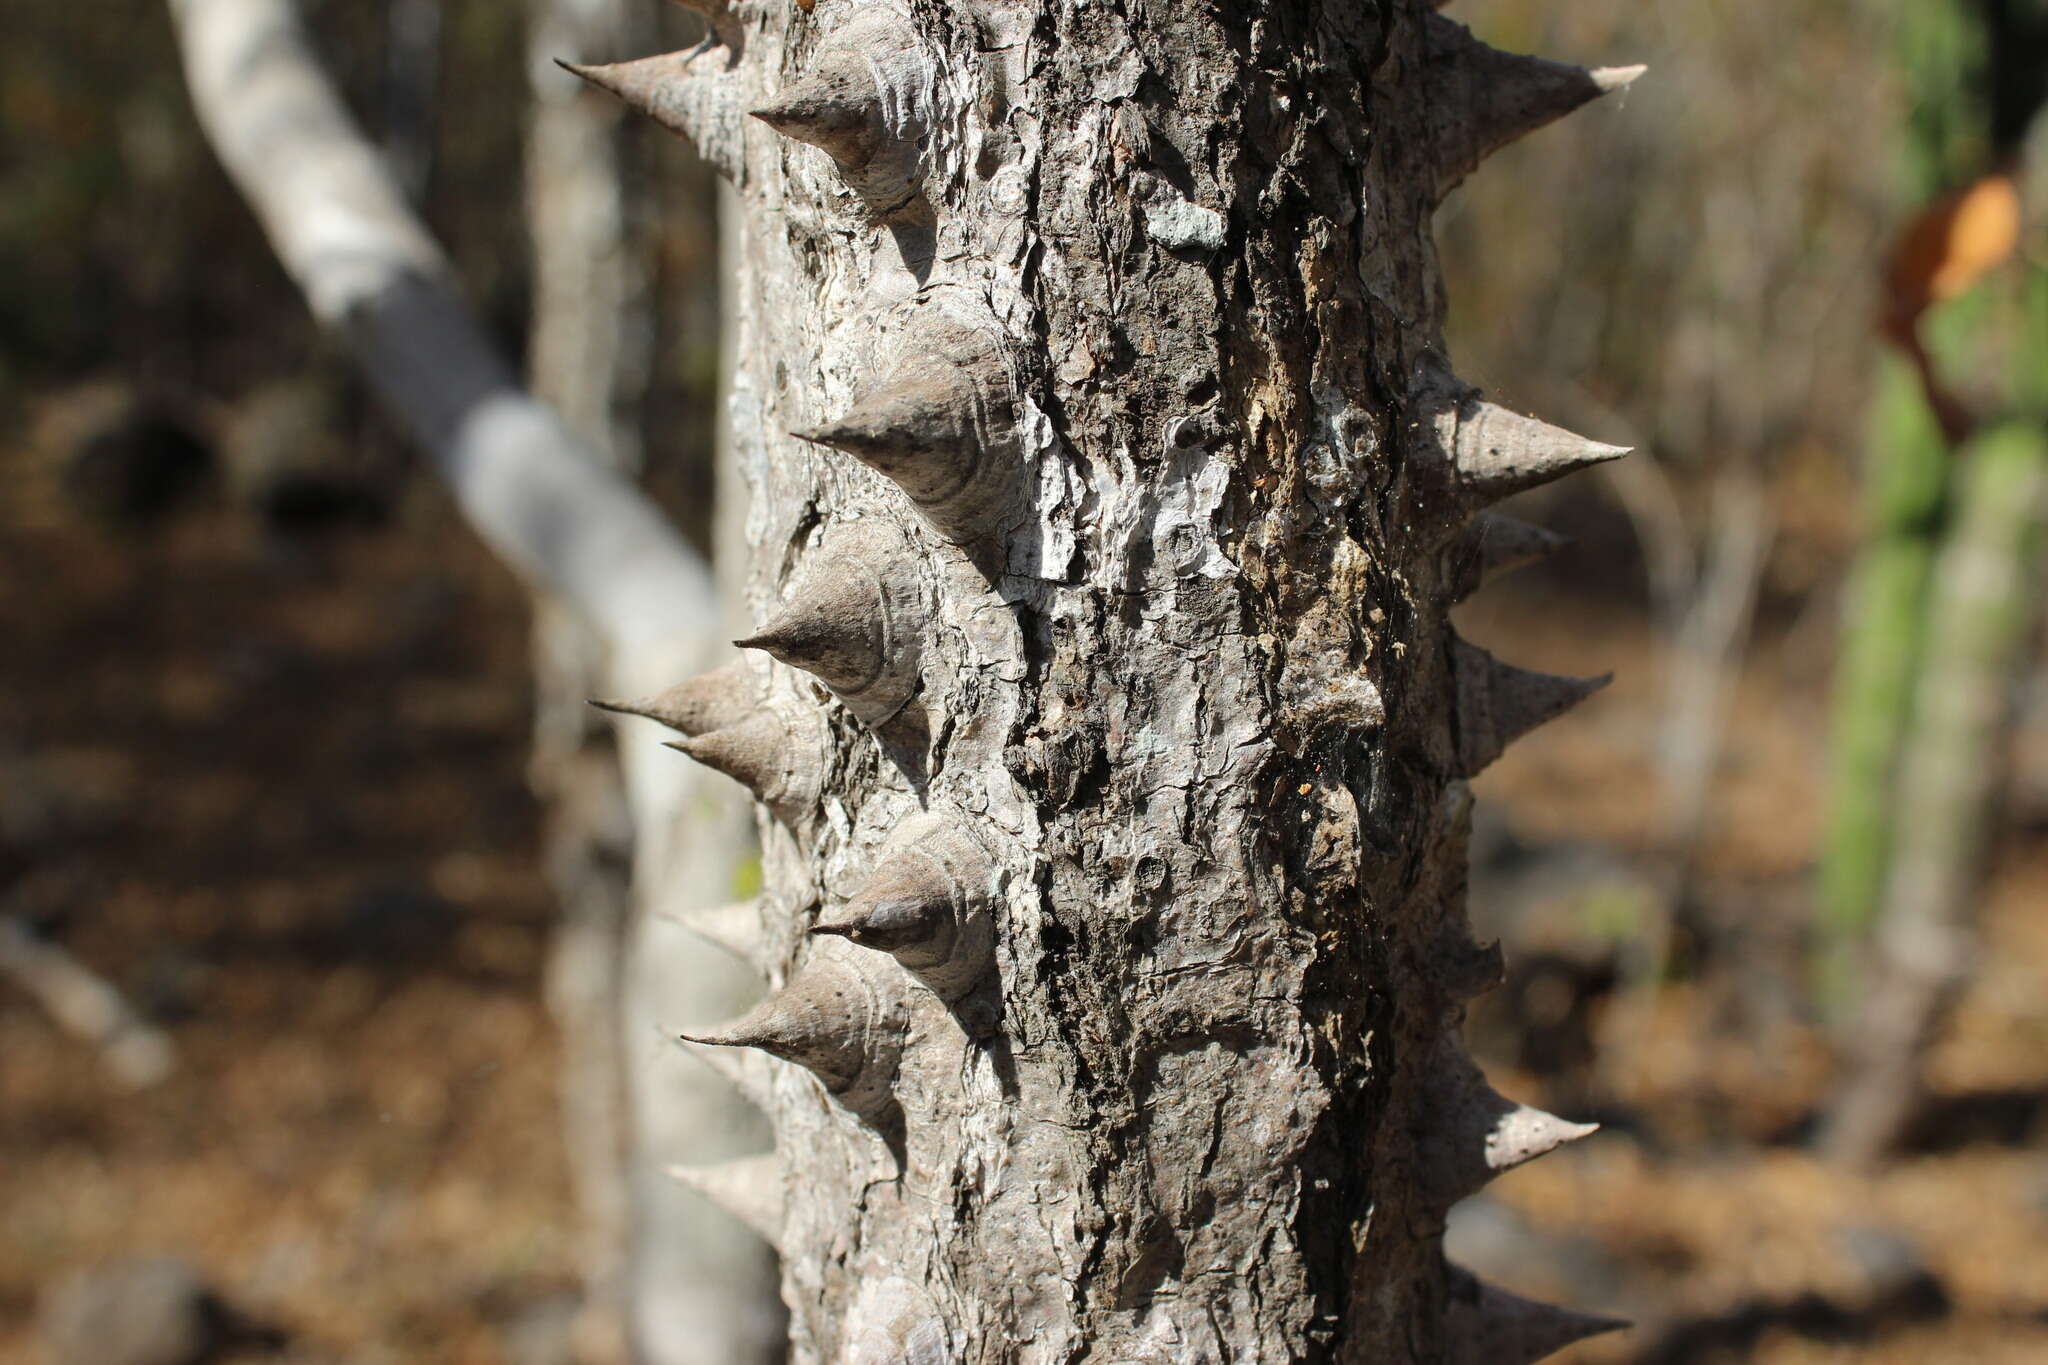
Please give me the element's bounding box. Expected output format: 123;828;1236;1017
524;1;654;1358
575;0;1639;1360
528;5;788;1360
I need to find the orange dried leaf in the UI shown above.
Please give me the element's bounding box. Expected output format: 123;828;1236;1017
1884;174;2023;333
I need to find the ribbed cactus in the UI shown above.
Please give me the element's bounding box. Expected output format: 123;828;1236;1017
578;1;1636;1358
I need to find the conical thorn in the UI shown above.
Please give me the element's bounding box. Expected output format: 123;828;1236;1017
1425;13;1645;201
747;11;929;211
665;1154;783;1251
1443;1263;1628;1365
559;50;745;181
1448;516;1569;602
666;706;828;825
812;891;943;954
1451;637;1608;776
736;583;885;693
793;377;979;493
813;817;998;1000
1423;1032;1597;1208
1450;399;1629;512
680;953;904;1116
793;350;1017;546
591;659;756;737
735;522;923;724
1408;361;1628;534
751;67;884;169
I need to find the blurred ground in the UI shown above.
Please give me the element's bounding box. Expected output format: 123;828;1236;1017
2;461;2043;1363
0;478;578;1364
1452;486;2048;1364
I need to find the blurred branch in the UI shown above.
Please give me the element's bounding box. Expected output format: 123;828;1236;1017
1601;445;1693;641
1602;450;1773;1021
522;2;657;1360
1657;466;1774;887
1816;359;1951;1008
381;0;442;201
0;917;174;1089
1822;420;2048;1165
166;0;716;664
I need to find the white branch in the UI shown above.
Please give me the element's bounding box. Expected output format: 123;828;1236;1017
0;917;175;1089
167;0;716;661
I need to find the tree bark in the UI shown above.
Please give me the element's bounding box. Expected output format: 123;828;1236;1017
577;2;1638;1360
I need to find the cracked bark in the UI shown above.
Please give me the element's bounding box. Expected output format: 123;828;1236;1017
585;2;1639;1360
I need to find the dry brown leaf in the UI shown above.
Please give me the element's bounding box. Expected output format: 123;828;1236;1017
1884;174;2023;336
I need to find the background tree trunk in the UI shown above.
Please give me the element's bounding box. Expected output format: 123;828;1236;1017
580;1;1636;1359
524;1;656;1358
1815;0;2048;1161
166;2;782;1359
522;0;791;1355
1822;421;2047;1165
380;0;440;202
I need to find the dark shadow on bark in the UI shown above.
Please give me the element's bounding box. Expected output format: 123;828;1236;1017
886;222;936;284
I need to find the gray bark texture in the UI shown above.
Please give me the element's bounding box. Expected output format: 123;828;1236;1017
577;1;1640;1361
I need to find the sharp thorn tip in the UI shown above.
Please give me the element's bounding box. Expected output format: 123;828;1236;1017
1594;63;1649;92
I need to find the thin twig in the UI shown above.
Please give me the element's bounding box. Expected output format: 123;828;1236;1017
0;916;175;1089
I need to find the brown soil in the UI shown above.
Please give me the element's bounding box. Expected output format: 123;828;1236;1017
1460;553;2048;1363
1;472;2043;1363
0;480;574;1363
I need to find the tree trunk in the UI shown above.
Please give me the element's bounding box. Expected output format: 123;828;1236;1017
1816;356;1951;1012
524;4;657;1358
1821;421;2048;1165
526;6;789;1358
381;0;441;201
165;1;780;1359
574;1;1637;1359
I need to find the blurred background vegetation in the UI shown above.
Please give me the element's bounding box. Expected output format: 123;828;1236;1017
1;0;2045;1362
